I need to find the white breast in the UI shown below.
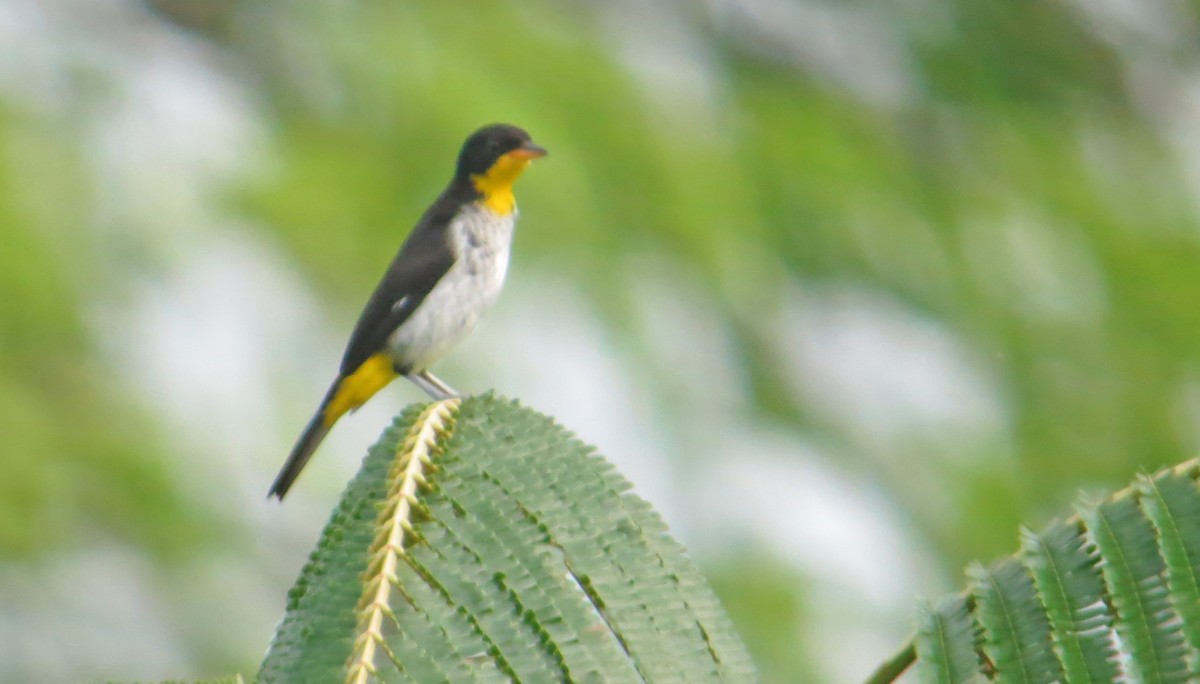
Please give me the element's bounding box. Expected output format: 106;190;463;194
387;204;516;371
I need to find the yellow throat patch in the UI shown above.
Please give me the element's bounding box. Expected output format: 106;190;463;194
471;152;533;215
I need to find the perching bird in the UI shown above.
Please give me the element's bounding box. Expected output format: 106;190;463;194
269;123;546;499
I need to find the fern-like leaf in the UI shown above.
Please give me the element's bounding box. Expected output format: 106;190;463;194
259;394;755;684
875;459;1200;684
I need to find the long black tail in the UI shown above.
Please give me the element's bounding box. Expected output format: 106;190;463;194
269;379;340;499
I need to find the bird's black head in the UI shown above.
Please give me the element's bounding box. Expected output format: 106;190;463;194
455;124;547;179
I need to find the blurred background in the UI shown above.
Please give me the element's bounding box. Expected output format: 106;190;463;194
1;0;1199;681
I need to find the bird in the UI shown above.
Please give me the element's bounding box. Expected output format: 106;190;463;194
269;123;547;499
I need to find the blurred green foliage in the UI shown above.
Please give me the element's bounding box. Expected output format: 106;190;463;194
0;109;202;559
709;553;819;683
237;0;1200;567
3;0;1200;681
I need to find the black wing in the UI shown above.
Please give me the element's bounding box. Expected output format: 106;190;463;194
338;191;463;376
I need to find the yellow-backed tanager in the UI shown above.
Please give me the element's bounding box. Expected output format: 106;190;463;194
269;123;546;499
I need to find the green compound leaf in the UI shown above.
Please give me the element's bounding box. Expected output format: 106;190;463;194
880;459;1200;684
259;394;755;684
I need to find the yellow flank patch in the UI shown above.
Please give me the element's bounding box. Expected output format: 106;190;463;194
323;353;398;427
471;151;533;215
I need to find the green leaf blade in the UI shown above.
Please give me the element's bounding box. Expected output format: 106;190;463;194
1139;470;1200;677
915;596;986;684
1081;495;1189;683
1020;522;1118;684
446;396;756;682
972;558;1063;684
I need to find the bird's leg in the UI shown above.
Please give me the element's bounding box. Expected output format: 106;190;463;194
406;369;460;400
419;369;460;398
